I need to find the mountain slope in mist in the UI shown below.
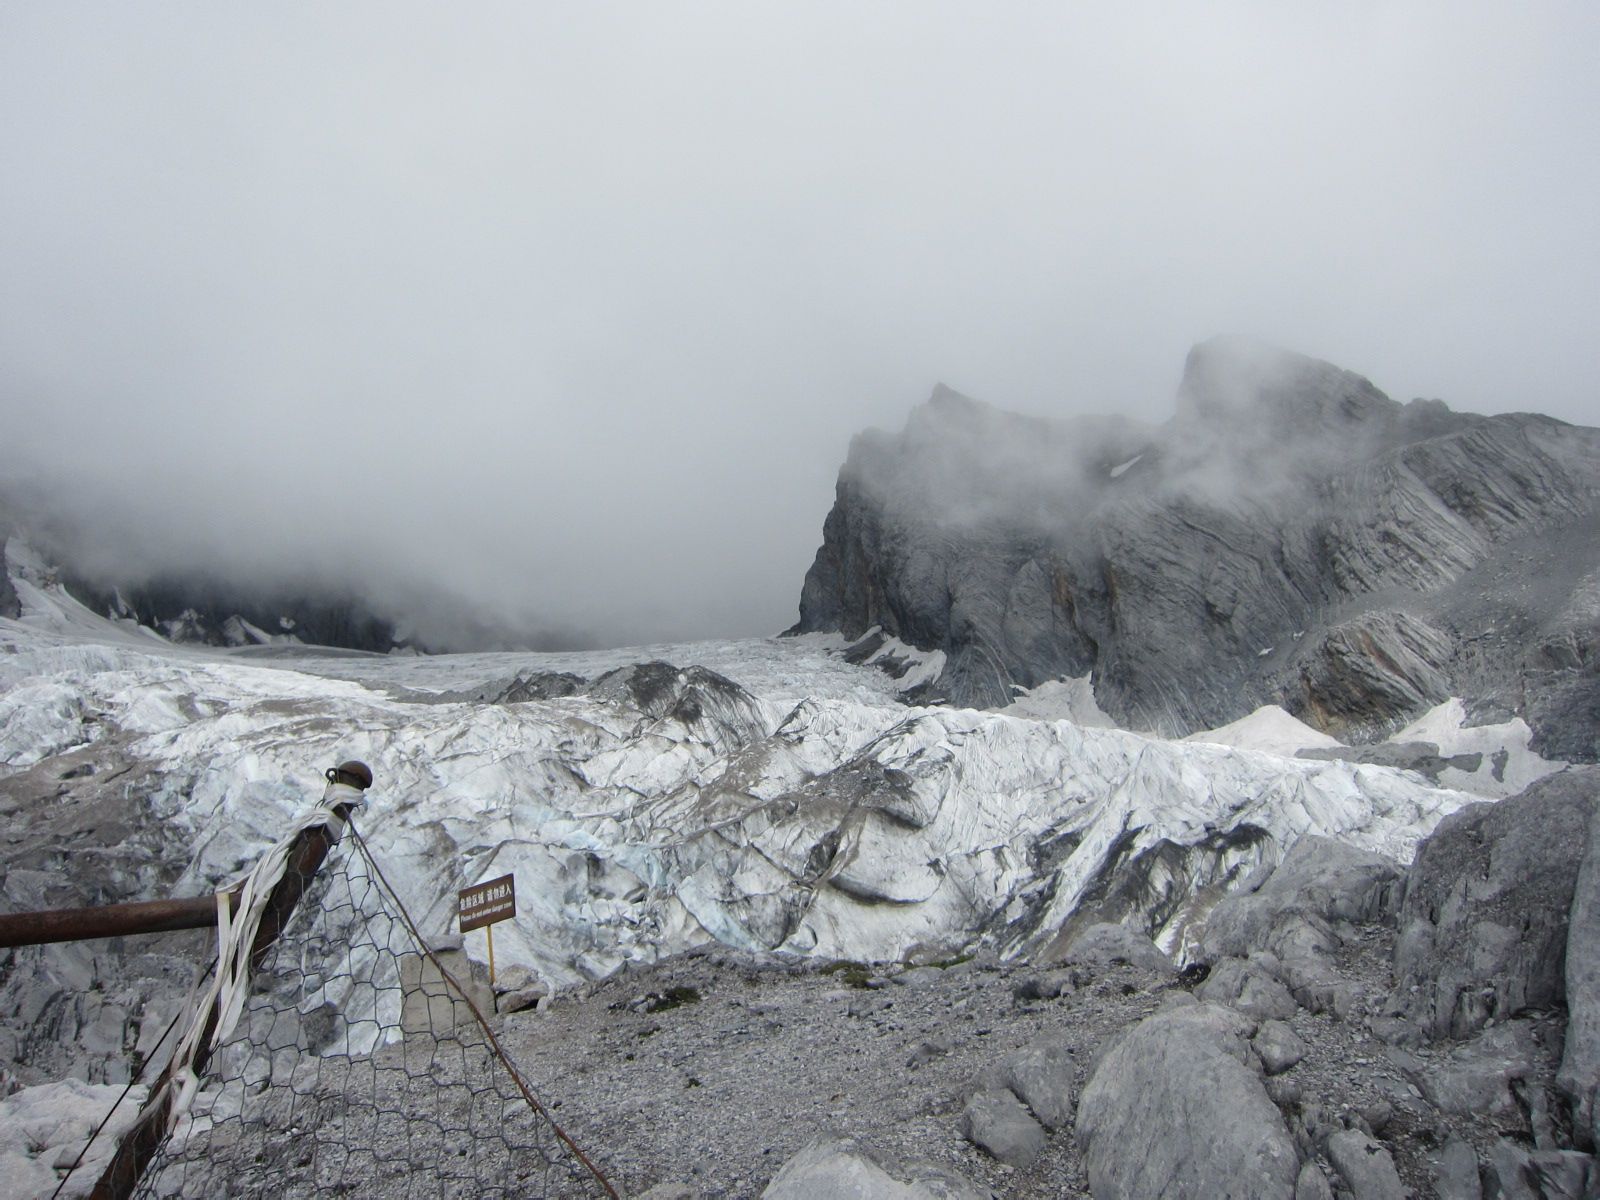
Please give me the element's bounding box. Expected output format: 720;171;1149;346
0;495;602;656
793;337;1600;759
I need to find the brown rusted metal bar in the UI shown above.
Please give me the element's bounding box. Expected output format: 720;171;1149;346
0;895;221;949
89;763;371;1200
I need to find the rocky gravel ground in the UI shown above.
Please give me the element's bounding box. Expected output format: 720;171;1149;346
1264;925;1566;1197
505;947;1166;1199
497;918;1562;1199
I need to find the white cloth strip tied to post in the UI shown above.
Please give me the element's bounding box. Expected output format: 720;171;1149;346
163;780;367;1130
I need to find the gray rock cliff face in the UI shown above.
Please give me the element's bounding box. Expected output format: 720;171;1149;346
793;338;1600;755
1560;771;1600;1144
1393;768;1597;1041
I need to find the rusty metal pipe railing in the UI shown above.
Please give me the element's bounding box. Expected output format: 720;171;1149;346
0;760;376;953
0;895;222;949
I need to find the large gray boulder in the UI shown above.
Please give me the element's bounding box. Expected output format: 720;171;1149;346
1433;1140;1483;1200
1325;1129;1404;1200
1196;955;1299;1021
958;1089;1046;1169
762;1136;989;1200
999;1033;1077;1129
1058;922;1174;974
1485;1141;1596;1200
1395;769;1597;1040
1560;767;1600;1144
1077;1002;1299;1199
1397;1021;1542;1116
1252;1020;1307;1075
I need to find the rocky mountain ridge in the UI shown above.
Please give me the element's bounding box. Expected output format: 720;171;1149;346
792;338;1600;759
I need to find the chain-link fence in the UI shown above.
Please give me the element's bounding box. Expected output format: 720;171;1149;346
113;823;613;1199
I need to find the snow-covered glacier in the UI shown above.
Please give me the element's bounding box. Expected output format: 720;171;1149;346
0;585;1513;997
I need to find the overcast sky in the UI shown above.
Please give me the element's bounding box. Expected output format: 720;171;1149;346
2;4;1597;646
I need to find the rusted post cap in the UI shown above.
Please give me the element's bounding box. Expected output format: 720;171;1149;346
326;760;374;790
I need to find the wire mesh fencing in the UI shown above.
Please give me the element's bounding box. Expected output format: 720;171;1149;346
124;824;614;1199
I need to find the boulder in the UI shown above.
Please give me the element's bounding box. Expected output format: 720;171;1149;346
1433;1140;1483;1200
1012;969;1075;1002
1325;1129;1404;1200
762;1135;989;1200
1294;1162;1334;1200
1253;1020;1308;1076
497;985;548;1014
1402;1021;1541;1116
999;1034;1076;1129
1202;836;1402;964
1196;956;1299;1021
1485;1140;1596;1200
959;1088;1046;1168
1077;1002;1298;1199
400;947;494;1035
906;1037;952;1070
1059;923;1174;974
1395;770;1597;1040
1366;1015;1425;1049
1201;836;1399;1017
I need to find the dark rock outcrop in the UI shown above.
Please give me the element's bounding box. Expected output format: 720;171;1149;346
0;529;19;619
793;338;1600;754
63;571;402;652
1560;770;1600;1145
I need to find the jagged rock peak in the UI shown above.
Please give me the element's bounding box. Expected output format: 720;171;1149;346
1177;335;1398;427
1170;337;1484;474
927;380;982;411
794;339;1600;753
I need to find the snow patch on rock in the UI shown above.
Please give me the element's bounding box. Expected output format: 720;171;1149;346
1184;704;1343;758
1395;698;1565;797
998;676;1116;728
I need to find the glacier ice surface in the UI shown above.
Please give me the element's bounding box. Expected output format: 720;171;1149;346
0;586;1494;990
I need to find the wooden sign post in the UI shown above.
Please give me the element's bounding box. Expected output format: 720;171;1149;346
458;873;516;985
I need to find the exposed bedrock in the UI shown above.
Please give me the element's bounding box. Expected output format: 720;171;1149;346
792;338;1600;756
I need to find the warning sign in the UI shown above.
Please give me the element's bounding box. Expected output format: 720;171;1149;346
458;873;516;933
